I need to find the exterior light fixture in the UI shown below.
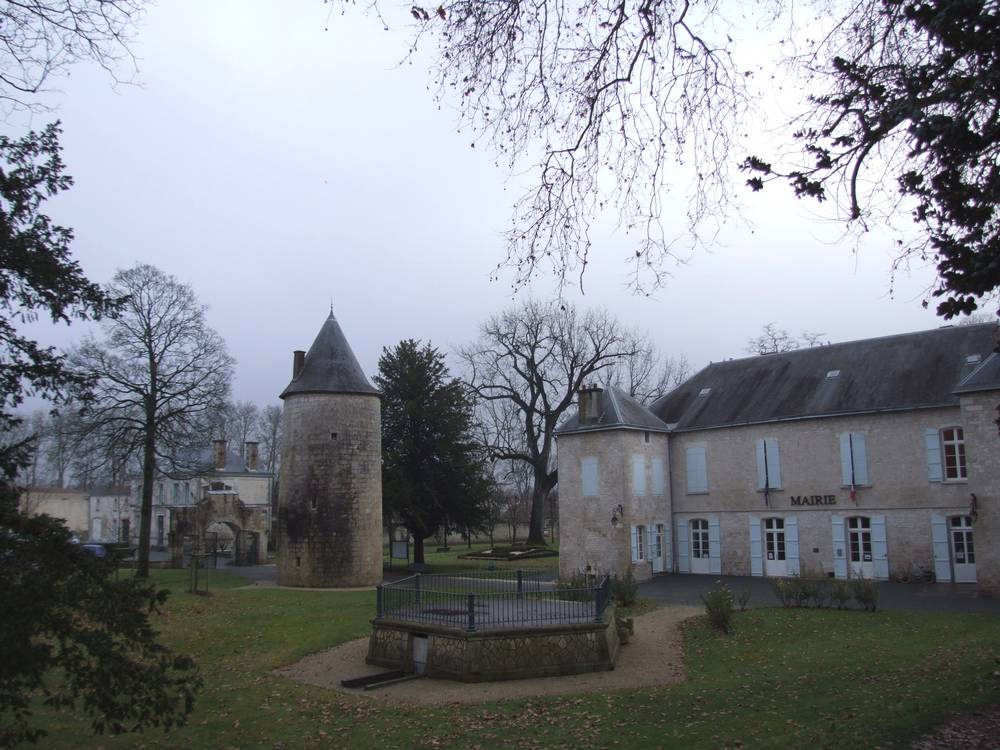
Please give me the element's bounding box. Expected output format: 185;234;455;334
610;504;624;528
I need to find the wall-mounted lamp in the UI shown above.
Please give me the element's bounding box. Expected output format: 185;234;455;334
610;504;625;528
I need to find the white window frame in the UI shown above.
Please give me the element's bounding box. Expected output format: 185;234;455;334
940;427;967;481
635;524;646;561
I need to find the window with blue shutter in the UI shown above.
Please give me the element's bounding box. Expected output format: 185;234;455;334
581;457;599;496
651;457;665;496
839;432;870;486
924;428;943;482
686;445;708;494
755;438;781;490
632;454;646;496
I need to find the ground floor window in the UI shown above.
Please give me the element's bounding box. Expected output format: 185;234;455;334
691;519;709;559
764;517;785;561
848;516;873;564
950;515;974;565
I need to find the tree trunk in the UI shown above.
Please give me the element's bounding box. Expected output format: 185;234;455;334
136;425;155;578
527;467;552;545
413;534;425;565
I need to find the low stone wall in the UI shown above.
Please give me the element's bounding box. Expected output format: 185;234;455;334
367;605;620;682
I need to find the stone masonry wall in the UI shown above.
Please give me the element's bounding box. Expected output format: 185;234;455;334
670;406;982;579
277;392;382;587
960;392;1000;595
558;428;671;581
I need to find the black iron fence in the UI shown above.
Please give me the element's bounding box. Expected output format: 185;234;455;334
376;571;611;632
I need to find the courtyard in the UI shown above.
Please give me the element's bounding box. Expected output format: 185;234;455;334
23;560;1000;749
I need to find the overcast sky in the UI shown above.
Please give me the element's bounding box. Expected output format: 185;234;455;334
16;0;951;411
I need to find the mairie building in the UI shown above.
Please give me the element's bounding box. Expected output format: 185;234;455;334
556;324;1000;595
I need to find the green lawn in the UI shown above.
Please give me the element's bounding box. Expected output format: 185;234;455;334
26;574;1000;749
384;541;560;574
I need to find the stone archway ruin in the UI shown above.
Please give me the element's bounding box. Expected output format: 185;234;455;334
169;490;269;567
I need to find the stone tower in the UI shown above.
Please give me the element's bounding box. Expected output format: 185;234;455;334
276;311;382;587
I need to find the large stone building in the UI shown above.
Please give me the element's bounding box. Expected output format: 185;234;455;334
127;440;273;549
276;311;382;587
557;324;1000;594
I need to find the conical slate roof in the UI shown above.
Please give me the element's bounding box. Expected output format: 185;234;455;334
279;311;379;399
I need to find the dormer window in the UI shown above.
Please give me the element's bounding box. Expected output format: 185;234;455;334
966;354;982;365
826;370;841;379
698;387;711;396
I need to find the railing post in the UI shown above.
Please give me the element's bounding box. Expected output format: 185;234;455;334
594;576;606;623
467;592;476;632
516;569;524;601
376;584;384;619
415;573;422;606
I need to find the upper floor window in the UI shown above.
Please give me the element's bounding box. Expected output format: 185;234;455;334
755;438;782;491
925;426;967;482
632;455;646;496
651;457;665;496
941;427;967;480
581;456;599;497
686;445;709;494
839;432;870;487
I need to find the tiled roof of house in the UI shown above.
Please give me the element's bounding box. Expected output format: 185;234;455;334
557;385;671;435
650;324;999;432
280;311;378;398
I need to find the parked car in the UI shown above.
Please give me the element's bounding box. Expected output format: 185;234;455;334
80;543;108;559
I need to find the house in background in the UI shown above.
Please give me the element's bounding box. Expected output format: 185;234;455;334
88;486;131;542
128;439;274;549
557;323;1000;595
18;487;91;539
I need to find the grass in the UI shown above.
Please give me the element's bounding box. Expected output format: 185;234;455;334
24;577;1000;750
384;541;560;574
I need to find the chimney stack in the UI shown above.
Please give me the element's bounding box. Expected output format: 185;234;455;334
245;441;259;471
212;439;226;470
578;383;604;425
292;350;306;380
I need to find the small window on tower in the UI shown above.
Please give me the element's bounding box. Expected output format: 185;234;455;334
295;556;301;568
331;432;338;440
311;497;317;510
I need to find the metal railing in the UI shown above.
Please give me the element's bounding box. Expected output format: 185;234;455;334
376;571;611;632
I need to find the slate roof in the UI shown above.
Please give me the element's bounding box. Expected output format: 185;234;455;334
955;352;1000;394
557;385;671;435
169;446;263;478
280;311;378;399
650;324;999;432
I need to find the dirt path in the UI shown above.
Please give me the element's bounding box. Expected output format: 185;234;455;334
276;605;701;705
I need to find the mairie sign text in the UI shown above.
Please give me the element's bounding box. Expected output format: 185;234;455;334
790;494;837;506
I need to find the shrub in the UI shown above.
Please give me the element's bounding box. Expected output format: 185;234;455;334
702;582;735;634
611;568;638;608
830;579;852;609
555;571;594;602
850;576;879;611
771;577;794;607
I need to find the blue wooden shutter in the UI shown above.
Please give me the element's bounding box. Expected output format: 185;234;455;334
651;457;665;496
871;515;889;580
766;438;782;489
647;525;656;564
661;520;672;573
708;517;721;575
686;445;708;493
853;434;869;485
632;454;646;496
749;517;763;577
677;521;690;573
755;440;767;489
630;525;639;563
931;514;951;582
785;517;800;576
924;428;943;482
831;516;847;579
839;433;853;486
581;457;599;496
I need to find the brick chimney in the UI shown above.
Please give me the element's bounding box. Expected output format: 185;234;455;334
578;383;604;425
212;439;227;470
245;441;259;471
292;350;306;380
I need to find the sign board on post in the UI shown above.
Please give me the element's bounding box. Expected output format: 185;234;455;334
390;540;409;562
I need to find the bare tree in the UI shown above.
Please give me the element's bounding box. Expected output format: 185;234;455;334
0;0;146;115
746;323;827;356
460;300;639;545
70;264;234;577
258;404;282;475
604;335;690;404
229;400;260;452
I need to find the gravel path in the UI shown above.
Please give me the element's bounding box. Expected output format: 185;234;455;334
276;604;701;705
